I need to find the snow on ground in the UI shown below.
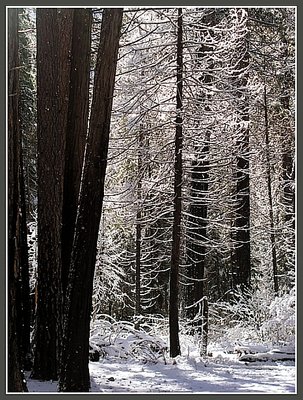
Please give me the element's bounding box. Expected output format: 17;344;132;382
26;352;296;394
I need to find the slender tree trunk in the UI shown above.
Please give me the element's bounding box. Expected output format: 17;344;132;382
135;129;143;317
233;27;251;290
59;9;123;392
8;8;28;392
33;8;73;380
187;133;210;355
169;8;183;358
61;9;92;294
264;86;279;293
186;15;215;354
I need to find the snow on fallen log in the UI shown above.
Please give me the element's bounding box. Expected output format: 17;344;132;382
238;350;295;363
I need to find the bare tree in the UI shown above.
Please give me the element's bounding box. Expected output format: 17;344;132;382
169;7;183;358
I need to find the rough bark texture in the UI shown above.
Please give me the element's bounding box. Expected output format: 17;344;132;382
8;8;28;392
61;9;92;293
33;8;73;380
169;8;183;359
17;148;31;370
59;9;123;392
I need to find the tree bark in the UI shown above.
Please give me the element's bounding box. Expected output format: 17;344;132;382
33;8;73;380
232;23;251;290
61;9;92;294
169;8;183;359
264;86;279;293
17;145;31;370
135;129;143;317
8;8;28;392
59;9;123;392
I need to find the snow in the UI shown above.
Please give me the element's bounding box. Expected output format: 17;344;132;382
26;349;296;394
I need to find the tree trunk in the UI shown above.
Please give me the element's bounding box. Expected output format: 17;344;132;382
169;8;183;359
7;8;28;392
17;145;31;370
233;25;251;290
186;14;215;355
59;9;123;392
61;9;92;294
32;8;73;380
186;134;210;355
135;129;143;317
264;85;279;293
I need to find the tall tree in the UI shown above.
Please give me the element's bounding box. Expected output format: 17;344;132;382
59;8;123;392
263;85;279;293
232;10;251;290
18;8;35;370
61;9;92;293
169;7;183;358
7;7;28;392
32;8;73;380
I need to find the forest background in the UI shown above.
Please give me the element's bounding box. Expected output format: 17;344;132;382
5;3;295;394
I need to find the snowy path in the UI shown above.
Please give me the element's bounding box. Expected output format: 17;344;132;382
26;356;296;394
89;357;295;394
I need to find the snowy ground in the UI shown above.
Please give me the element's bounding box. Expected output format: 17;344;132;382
26;352;296;394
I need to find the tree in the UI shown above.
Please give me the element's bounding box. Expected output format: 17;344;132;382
61;9;92;293
59;8;123;392
7;7;28;392
232;10;251;290
18;8;35;370
169;7;183;358
32;8;73;380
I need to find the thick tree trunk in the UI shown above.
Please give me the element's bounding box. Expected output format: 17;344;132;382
8;8;28;392
169;8;183;359
59;9;123;392
17;147;31;370
33;8;73;380
61;9;92;293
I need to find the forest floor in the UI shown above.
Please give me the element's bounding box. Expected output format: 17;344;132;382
26;348;296;394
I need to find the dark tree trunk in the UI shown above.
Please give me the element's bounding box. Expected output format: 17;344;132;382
8;8;28;392
61;9;92;294
186;13;215;355
169;8;183;359
59;9;123;392
233;28;251;290
186;133;210;355
32;8;73;381
264;86;279;293
135;129;143;317
17;147;31;370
